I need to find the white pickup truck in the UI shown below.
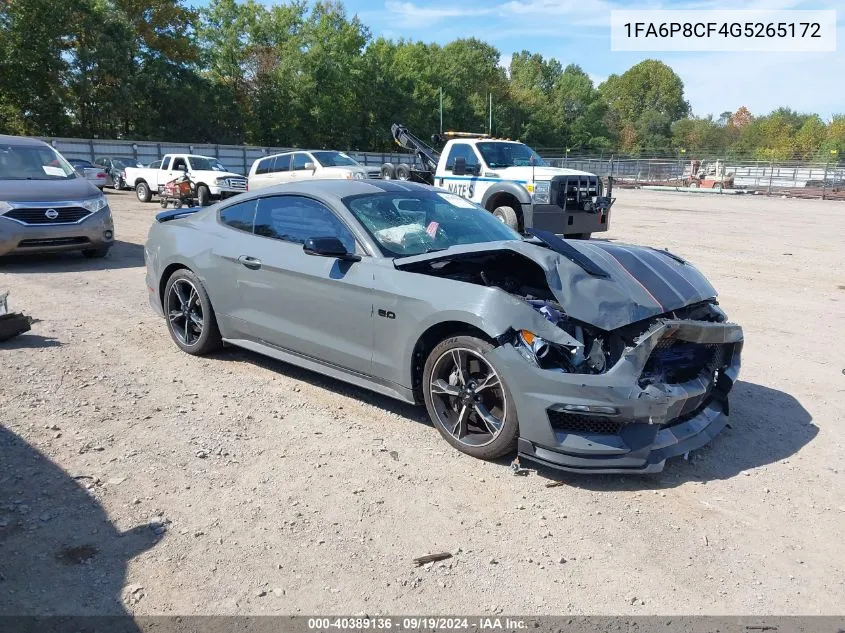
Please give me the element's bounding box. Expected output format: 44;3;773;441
124;154;247;206
383;124;614;238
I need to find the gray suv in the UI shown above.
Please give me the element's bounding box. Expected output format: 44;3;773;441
0;135;115;258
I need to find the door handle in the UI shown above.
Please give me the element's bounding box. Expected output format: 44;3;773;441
237;255;262;270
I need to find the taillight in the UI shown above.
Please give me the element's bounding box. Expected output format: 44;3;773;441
96;172;107;178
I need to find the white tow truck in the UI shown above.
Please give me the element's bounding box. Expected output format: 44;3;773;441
124;154;247;206
380;124;613;238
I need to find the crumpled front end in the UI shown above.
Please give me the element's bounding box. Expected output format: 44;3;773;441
490;313;743;474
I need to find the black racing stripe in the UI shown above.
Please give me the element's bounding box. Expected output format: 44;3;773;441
571;241;664;310
599;243;692;310
628;246;702;301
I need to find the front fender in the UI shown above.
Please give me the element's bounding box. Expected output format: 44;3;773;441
481;181;531;208
394;285;582;389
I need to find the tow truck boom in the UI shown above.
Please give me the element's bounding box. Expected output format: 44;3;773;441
390;123;440;175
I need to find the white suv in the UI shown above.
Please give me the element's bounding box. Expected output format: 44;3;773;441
248;150;379;190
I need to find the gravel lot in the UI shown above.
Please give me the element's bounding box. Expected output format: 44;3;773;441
1;189;843;616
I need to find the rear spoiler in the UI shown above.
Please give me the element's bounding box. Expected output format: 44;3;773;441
155;207;204;223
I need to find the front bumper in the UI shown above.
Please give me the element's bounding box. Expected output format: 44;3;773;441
209;183;247;198
523;202;609;236
490;319;743;474
0;209;114;257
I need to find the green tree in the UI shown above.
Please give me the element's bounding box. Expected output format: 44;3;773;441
599;59;689;152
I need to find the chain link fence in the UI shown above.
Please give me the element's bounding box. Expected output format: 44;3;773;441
542;154;845;200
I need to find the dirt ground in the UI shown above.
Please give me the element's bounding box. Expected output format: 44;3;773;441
1;188;843;617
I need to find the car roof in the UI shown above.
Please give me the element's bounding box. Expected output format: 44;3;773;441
0;134;52;147
248;178;435;199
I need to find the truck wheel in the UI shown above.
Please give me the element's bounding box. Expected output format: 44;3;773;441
136;182;152;203
380;163;396;180
567;233;591;240
395;164;411;181
492;206;519;231
197;185;210;207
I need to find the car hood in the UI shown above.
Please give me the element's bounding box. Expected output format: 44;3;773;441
486;166;595;180
0;176;100;202
199;170;243;179
395;239;717;331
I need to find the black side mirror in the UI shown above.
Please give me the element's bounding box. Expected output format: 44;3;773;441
453;156;467;176
303;237;360;262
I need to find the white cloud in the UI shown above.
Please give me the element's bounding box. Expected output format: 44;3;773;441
384;1;493;27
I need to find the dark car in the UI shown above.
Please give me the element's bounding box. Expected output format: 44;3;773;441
145;179;743;474
0;135;115;258
94;156;144;190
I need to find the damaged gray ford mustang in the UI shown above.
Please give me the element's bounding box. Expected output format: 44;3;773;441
145;179;743;474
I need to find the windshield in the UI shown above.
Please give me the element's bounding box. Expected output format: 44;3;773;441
114;157;142;169
476;142;547;169
343;191;521;258
188;157;218;171
212;161;228;171
0;144;76;180
312;151;359;168
69;159;93;168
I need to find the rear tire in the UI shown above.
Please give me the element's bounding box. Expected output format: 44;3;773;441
163;269;222;356
136;181;152;203
197;185;210;207
492;205;519;230
395;163;411;181
422;335;519;461
380;163;396;180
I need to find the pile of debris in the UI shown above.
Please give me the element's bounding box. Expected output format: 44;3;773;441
0;292;32;342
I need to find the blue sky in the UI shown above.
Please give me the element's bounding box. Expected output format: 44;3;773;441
336;0;844;120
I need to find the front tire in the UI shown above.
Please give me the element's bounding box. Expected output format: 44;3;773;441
136;181;152;203
422;336;519;461
197;185;210;207
492;205;519;231
163;269;222;355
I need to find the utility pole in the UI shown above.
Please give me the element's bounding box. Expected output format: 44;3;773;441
439;87;443;135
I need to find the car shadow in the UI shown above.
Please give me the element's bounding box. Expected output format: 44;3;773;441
0;426;159;622
0;333;61;349
205;350;816;488
0;240;144;273
214;346;431;426
537;380;817;490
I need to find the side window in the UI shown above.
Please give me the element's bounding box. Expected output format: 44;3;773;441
160;159;170;170
291;153;311;171
273;154;291;172
255;157;272;175
94;158;107;167
445;144;479;171
219;199;257;233
172;157;188;171
254;196;356;252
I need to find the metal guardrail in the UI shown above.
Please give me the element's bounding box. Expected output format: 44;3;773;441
39;137;421;176
40;136;844;199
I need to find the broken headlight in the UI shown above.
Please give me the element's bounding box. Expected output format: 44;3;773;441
516;329;572;372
